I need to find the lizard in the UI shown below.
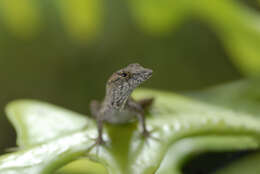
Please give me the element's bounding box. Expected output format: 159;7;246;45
90;63;154;145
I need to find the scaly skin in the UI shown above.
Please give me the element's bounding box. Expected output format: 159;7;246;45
90;63;153;144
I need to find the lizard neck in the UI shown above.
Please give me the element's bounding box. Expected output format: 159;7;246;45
104;85;133;111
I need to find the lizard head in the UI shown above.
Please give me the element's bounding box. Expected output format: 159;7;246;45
107;63;153;89
106;63;153;109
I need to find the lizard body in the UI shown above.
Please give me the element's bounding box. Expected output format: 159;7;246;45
90;63;153;144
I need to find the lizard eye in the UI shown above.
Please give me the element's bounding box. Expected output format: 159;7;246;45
118;71;129;77
121;72;127;77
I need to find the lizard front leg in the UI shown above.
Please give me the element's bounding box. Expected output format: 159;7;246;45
90;100;105;144
127;98;150;137
136;112;150;137
90;100;100;118
96;118;105;144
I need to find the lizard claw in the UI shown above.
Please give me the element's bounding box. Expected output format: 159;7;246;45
95;137;105;146
142;129;161;142
142;129;150;138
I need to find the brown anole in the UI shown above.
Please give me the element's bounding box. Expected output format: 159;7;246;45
90;63;153;144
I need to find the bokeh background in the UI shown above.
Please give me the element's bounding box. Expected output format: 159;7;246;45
0;0;260;165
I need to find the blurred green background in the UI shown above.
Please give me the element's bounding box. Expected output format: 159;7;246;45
0;0;260;165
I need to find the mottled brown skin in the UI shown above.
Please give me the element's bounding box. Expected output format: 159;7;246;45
90;63;153;144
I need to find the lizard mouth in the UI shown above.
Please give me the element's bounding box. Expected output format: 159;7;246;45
143;68;153;80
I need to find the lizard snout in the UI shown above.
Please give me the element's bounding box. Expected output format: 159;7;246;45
142;68;153;80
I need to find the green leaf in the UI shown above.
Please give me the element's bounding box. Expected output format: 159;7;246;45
128;0;189;34
156;136;258;174
56;158;107;174
0;0;42;39
129;0;260;75
55;0;102;41
0;130;94;174
193;79;260;116
2;84;260;174
191;0;260;76
5;100;90;148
